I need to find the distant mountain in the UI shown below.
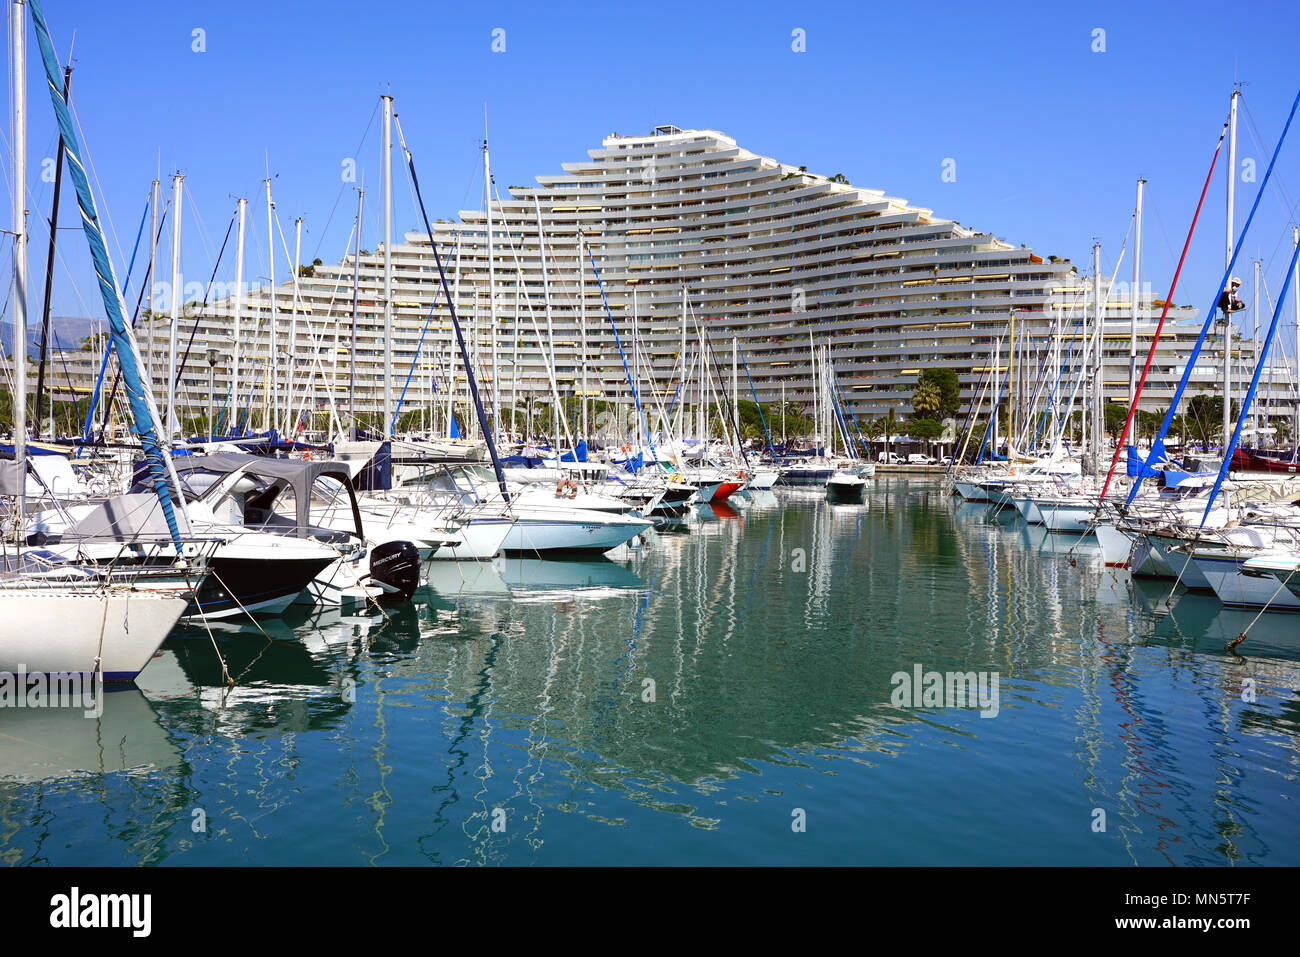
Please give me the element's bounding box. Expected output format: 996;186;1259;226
2;315;97;358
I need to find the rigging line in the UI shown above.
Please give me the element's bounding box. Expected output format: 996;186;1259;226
1142;186;1179;277
93;200;171;444
310;98;380;263
1131;86;1300;504
1255;195;1300;279
1200;234;1300;524
171;212;236;407
182;183;217;272
1100;126;1225;503
1239;92;1297;223
586;244;661;471
65;98;129;283
394;113;512;502
1257;272;1300;402
83;198;156;442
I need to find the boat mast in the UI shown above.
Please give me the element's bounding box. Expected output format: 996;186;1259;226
265;177;276;433
232;197;246;433
1090;242;1103;472
1294;227;1299;454
382;93;393;440
166;172;183;434
33;64;69;439
809;329;818;454
11;0;27;531
349;187;362;433
147;177;158;387
732;336;740;462
990;337;998;458
289;215;301;436
680;285;687;440
1224;89;1239;451
1253;257;1261;442
579;233;588;441
483;129;498;444
1130;177;1145;403
448;229;461;438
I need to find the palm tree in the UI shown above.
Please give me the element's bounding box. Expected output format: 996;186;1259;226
912;380;943;420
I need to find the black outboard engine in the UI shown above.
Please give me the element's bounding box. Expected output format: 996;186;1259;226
368;540;421;604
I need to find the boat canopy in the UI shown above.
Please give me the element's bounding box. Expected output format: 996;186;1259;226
168;453;362;538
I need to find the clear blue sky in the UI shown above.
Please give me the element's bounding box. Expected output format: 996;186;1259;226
8;0;1300;359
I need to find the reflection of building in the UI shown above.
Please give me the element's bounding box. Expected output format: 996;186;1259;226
106;125;1292;426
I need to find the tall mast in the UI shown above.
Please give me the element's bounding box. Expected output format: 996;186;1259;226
1130;177;1145;403
232;197;246;433
483;131;498;442
448;229;461;438
349;187;363;432
579;233;588;440
990;337;998;458
732;336;739;460
147;176;159;388
34;64;69;438
11;0;27;530
1224;89;1239;450
166;172;183;433
289;216;301;436
1253;257;1260;442
680;285;687;440
1294;227;1299;454
1045;302;1055;442
809;329;817;453
1090;242;1103;471
1008;308;1018;444
381;93;393;439
265;177;276;433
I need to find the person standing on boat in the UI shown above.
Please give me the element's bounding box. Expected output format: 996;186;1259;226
1218;277;1246;317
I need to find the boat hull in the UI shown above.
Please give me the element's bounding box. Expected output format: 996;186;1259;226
0;590;186;681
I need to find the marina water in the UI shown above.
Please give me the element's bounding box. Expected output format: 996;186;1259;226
1;479;1296;866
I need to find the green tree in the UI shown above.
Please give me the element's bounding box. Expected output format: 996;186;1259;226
913;368;960;420
1104;402;1128;440
910;416;943;457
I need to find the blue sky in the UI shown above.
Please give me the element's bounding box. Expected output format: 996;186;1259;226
7;0;1300;358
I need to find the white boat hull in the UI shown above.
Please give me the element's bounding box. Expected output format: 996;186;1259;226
0;589;186;681
501;509;652;554
1193;551;1300;610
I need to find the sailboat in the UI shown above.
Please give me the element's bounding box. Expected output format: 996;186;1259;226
1;0;192;680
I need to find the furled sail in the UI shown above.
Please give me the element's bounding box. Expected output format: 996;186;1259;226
28;0;187;546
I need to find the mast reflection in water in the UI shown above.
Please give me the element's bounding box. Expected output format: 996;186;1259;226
1;480;1296;865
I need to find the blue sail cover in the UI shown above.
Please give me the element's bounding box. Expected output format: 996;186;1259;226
29;0;183;545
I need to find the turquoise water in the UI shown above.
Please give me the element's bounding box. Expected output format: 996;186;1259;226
2;479;1297;866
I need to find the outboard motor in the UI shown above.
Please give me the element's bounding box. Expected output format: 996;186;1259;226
367;540;420;604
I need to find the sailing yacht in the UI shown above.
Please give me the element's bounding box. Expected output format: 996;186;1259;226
0;0;193;679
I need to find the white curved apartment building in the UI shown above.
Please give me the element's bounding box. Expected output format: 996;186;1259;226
137;125;1295;437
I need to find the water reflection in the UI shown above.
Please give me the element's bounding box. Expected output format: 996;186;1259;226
0;482;1295;866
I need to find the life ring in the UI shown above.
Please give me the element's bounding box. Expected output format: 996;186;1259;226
671;473;683;484
556;477;579;499
302;452;314;461
621;443;632;454
738;470;746;479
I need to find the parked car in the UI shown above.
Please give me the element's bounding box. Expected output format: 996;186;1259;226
877;452;902;464
907;453;936;465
